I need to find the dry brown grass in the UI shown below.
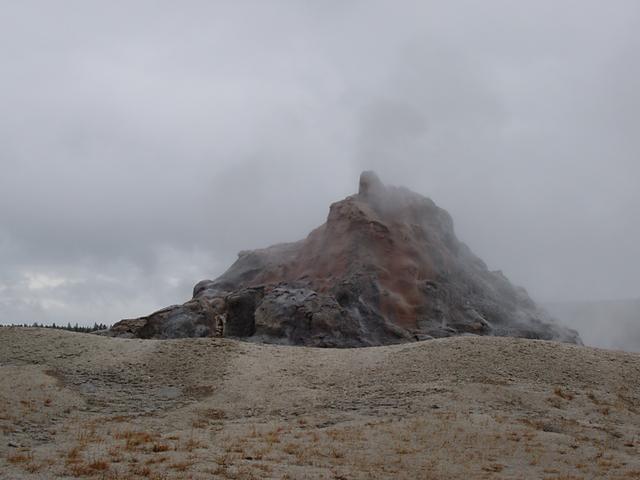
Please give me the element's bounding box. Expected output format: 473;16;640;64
3;449;49;475
7;451;33;464
145;455;168;465
210;464;261;480
66;445;82;462
329;447;345;459
259;425;291;445
191;417;208;428
23;461;43;473
169;460;192;471
199;407;226;420
282;442;301;455
554;387;575;401
587;392;602;404
184;436;207;451
482;463;505;472
67;458;110;477
151;442;171;452
542;476;585;480
114;430;156;450
76;424;103;445
325;427;366;442
129;465;152;476
107;445;124;463
87;458;109;470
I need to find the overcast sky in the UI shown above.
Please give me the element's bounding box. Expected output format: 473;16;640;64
1;1;639;334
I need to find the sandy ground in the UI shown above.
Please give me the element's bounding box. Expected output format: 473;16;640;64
1;327;639;479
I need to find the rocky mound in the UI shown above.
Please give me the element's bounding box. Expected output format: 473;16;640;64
110;172;580;346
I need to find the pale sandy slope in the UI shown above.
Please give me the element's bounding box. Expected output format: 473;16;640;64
1;328;639;480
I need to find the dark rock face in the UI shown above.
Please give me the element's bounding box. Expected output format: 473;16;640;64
109;298;219;339
252;287;400;347
110;172;581;346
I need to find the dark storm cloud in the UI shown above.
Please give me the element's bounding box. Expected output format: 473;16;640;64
1;1;639;347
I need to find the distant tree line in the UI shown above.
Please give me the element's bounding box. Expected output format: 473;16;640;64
0;322;110;333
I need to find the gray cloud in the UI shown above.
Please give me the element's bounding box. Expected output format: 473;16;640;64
1;1;639;348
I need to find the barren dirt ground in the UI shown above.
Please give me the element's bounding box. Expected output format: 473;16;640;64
1;328;639;479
